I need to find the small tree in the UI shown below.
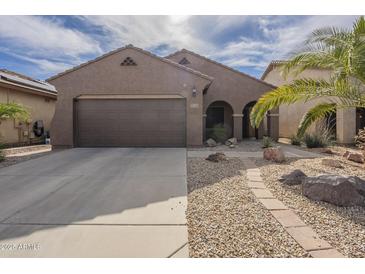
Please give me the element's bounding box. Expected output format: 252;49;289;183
0;102;30;161
0;102;30;122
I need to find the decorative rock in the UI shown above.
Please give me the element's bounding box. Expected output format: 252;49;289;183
320;148;334;154
206;152;227;162
321;158;343;168
279;169;307;185
263;147;285;163
225;137;238;146
302;174;365;207
206;138;217;147
347;152;364;164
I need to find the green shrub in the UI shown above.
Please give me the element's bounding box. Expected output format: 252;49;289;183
206;124;228;143
290;135;302;146
262;136;273;148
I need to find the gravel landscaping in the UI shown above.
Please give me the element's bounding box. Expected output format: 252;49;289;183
0;151;53;169
189;139;263;152
256;156;365;257
187;157;309;257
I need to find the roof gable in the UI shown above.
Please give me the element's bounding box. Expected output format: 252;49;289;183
166;49;276;89
47;45;213;82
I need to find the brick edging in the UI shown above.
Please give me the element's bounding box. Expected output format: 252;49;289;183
242;159;346;258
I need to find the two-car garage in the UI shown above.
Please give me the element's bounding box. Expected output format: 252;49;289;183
74;95;186;147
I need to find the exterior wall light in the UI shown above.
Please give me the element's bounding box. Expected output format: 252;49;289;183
192;86;197;97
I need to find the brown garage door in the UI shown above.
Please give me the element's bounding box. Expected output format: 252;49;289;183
75;98;186;147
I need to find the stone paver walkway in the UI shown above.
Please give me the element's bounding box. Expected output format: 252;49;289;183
242;158;345;258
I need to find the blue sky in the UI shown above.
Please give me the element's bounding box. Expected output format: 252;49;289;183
0;15;359;80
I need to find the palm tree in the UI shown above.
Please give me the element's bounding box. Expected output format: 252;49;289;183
0;102;30;122
250;16;365;137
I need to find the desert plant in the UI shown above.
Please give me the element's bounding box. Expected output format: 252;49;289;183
290;135;302;146
262;136;274;148
303;122;335;148
355;128;365;149
206;123;228;143
251;16;365;137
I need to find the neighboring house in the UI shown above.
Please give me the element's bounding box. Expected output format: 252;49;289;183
262;61;365;144
0;69;57;146
47;45;277;148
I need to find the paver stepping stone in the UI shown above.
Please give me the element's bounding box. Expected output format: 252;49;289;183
248;176;264;182
286;226;332;251
270;210;306;228
258;198;288;210
251;189;274;198
247;181;266;189
309;248;345;258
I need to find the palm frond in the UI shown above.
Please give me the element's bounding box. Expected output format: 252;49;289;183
353;16;365;36
297;103;337;137
250;78;332;128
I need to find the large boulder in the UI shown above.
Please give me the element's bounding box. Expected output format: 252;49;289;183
279;169;307;185
321;158;343;169
347;152;364;164
206;138;217;147
263;147;285;163
206;152;227;162
302;174;365;207
225;137;238;146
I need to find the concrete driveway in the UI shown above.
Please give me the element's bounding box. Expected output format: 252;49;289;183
0;148;188;257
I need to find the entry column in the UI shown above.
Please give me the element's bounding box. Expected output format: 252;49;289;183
337;108;356;144
233;114;243;141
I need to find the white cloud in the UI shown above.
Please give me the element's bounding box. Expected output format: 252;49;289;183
0;15;360;79
82;15;209;53
210;16;358;72
0;16;102;57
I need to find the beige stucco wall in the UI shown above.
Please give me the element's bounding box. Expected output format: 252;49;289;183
0;85;56;145
49;47;211;148
262;66;356;143
167;51;275;140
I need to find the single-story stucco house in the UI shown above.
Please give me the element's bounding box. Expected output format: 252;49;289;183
47;45;277;148
262;61;365;144
0;69;57;146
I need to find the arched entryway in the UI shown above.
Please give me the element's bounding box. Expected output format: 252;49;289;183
242;101;258;139
205;101;233;142
356;107;365;133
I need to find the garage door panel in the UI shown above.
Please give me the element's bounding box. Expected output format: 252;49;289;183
76;99;186;147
